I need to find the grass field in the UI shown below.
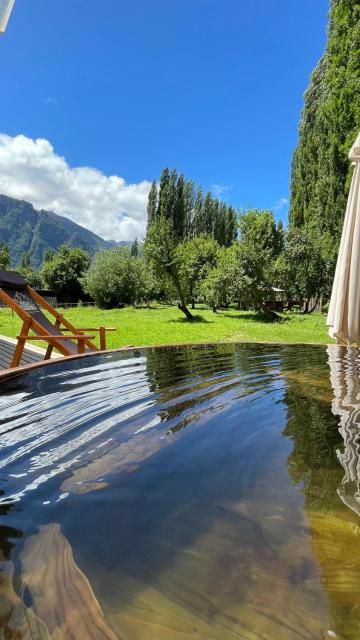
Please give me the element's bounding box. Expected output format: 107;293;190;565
0;304;334;349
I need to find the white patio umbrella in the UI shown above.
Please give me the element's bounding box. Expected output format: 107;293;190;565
0;0;15;33
327;131;360;345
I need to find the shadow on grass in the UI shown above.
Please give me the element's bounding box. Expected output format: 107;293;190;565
169;315;213;324
221;312;290;324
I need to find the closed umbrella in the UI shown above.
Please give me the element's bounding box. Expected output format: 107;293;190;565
327;132;360;345
0;0;15;33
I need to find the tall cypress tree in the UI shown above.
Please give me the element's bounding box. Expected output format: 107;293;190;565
212;198;221;242
203;192;213;235
146;167;238;247
147;180;158;230
167;169;178;222
289;0;360;255
183;179;195;237
173;173;185;239
157;167;171;218
225;206;238;246
193;186;204;235
217;202;228;245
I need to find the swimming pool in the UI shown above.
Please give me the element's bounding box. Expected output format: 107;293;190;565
0;342;359;639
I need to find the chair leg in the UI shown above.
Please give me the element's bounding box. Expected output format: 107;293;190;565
11;319;31;368
99;327;106;350
44;344;54;360
78;337;85;354
11;338;26;368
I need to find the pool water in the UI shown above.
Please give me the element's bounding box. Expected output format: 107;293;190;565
0;343;359;639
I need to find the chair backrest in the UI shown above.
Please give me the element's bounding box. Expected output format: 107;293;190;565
0;270;95;355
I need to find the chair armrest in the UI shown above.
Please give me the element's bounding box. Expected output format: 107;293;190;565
61;327;116;332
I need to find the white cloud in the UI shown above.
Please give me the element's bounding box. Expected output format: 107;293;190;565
0;133;151;241
44;96;57;105
273;197;288;211
212;183;232;198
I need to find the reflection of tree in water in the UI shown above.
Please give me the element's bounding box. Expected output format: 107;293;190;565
283;345;360;639
328;346;360;517
0;508;23;562
145;342;280;430
0;502;118;639
0;500;31;639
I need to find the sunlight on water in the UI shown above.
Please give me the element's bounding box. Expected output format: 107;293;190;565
0;343;360;639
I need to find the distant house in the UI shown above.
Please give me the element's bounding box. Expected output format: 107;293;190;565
266;287;286;312
35;289;57;308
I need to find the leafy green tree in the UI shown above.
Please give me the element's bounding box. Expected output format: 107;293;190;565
234;242;273;313
44;248;55;263
17;251;42;288
273;227;327;313
275;220;285;255
83;247;147;308
144;218;193;320
130;238;139;257
200;262;230;312
41;245;90;302
19;251;31;270
200;241;272;314
0;242;10;271
239;209;281;257
177;236;221;308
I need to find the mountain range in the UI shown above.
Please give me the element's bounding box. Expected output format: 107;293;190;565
0;194;131;268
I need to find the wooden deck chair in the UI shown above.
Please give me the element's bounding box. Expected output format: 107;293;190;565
0;270;116;368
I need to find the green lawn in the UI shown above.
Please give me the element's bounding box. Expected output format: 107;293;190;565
0;304;334;349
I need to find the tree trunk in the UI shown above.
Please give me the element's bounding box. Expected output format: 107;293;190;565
178;302;194;320
308;296;320;314
302;299;309;314
171;270;194;320
191;298;195;309
260;303;280;321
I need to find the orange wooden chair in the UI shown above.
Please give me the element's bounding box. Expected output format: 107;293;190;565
0;270;116;368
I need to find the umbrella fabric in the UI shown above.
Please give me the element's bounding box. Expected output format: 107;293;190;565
327;132;360;345
0;0;14;33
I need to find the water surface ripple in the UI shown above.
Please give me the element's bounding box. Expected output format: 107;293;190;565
0;343;359;640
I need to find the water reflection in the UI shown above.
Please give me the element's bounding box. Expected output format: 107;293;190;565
328;345;360;516
283;345;360;640
1;344;360;638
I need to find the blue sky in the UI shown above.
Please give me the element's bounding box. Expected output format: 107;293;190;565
0;0;329;240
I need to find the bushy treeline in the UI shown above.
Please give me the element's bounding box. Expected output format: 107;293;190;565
0;242;91;302
0;165;333;318
147;168;238;247
144;202;331;319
